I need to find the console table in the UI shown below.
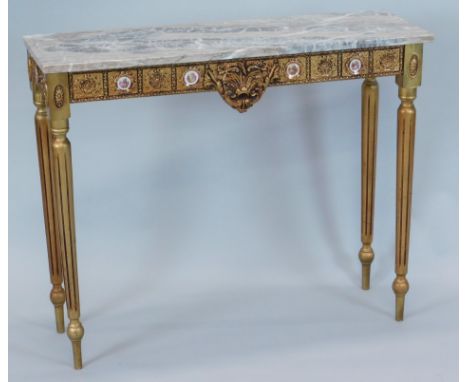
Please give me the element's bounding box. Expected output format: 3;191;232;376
24;12;434;369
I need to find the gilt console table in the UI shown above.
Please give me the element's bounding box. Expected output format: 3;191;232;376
24;12;434;369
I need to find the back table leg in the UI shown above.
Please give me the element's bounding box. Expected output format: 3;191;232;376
358;77;379;290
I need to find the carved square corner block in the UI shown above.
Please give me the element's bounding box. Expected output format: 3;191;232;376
373;47;401;73
176;65;206;92
108;69;138;97
310;53;339;80
142;67;172;94
342;51;369;77
70;72;104;101
277;56;307;83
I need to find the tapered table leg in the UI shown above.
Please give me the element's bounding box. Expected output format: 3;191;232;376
393;86;416;321
46;73;84;369
29;58;66;333
358;77;378;290
392;44;423;321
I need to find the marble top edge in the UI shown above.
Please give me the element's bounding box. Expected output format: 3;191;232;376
24;12;434;74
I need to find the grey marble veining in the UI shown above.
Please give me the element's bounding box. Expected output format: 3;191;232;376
24;12;434;73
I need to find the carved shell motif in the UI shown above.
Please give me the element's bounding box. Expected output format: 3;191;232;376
54;85;65;108
379;52;397;71
317;57;334;76
207;61;278;113
79;75;97;94
148;69;164;89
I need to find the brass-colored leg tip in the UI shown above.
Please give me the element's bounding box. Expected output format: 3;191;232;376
393;276;409;321
67;319;84;369
72;341;83;369
395;295;405;321
54;306;65;333
361;264;371;290
50;286;65;333
358;246;374;290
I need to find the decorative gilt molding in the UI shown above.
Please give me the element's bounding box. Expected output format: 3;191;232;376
373;48;401;73
408;54;419;78
59;46;404;108
71;73;104;100
54;85;65;108
142;67;172;94
207;60;278;112
396;44;423;88
108;69;138;97
310;54;339;79
28;56;46;101
342;51;369;77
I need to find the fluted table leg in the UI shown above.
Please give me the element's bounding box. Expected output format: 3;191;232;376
46;72;84;368
359;77;379;290
393;44;423;321
393;86;416;321
29;58;66;333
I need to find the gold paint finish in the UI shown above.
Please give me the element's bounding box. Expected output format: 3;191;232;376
175;65;205;91
409;54;419;78
373;48;401;73
66;47;404;104
359;78;378;290
54;85;65;108
393;86;416;321
27;42;427;369
342;51;369;77
397;44;423;88
392;43;423;321
50;285;66;332
46;72;84;368
29;58;66;334
207;60;278;112
277;56;307;82
107;69;138;96
142;67;172;94
71;72;104;100
310;53;339;79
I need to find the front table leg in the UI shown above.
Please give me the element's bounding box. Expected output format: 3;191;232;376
393;44;423;321
393;86;416;321
46;73;84;368
359;77;378;290
29;60;66;333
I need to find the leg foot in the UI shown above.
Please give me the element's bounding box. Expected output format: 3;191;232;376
68;320;84;369
392;275;409;321
359;245;374;290
50;285;66;333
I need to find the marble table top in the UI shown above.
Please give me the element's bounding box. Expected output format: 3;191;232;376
24;11;433;74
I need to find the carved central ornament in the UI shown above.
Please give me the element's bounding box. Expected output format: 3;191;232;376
207;61;278;113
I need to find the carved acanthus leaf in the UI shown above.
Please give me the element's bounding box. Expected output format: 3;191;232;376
207;61;278;113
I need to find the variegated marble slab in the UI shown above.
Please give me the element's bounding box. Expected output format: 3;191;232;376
24;11;433;73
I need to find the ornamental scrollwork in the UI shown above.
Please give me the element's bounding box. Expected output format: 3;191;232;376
207;61;278;113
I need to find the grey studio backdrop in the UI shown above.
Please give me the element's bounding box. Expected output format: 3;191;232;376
8;1;458;381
